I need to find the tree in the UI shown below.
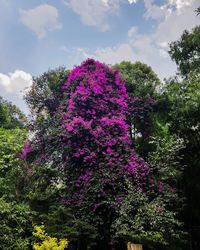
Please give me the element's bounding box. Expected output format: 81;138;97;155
23;59;183;250
195;6;200;15
169;26;200;77
0;198;34;250
0;97;36;249
24;66;69;116
0;96;26;129
32;225;69;250
0;127;35;249
113;61;160;98
0;128;28;199
162;72;200;249
113;61;160;158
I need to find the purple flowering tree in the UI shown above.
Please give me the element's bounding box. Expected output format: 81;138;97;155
60;59;181;249
21;59;183;250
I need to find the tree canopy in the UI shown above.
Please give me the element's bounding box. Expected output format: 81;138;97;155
0;18;200;250
169;26;200;77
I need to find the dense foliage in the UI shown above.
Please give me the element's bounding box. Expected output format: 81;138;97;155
161;73;200;249
20;59;183;250
0;19;200;250
169;26;200;77
0;127;35;249
33;225;69;250
0;96;26;129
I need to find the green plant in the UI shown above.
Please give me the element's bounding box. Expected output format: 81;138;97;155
33;225;69;250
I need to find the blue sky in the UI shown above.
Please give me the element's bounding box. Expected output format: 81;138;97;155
0;0;199;113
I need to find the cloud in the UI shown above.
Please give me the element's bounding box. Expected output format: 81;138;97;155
93;0;200;79
154;0;199;44
128;0;138;4
95;44;135;64
62;0;199;79
143;0;170;20
64;0;138;31
61;23;176;79
65;0;198;32
169;0;195;10
0;70;32;96
19;4;62;38
60;45;70;53
64;0;119;31
143;0;198;21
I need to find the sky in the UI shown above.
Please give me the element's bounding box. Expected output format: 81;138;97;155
0;0;199;113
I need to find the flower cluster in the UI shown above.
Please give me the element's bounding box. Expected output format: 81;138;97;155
62;59;151;208
19;141;32;159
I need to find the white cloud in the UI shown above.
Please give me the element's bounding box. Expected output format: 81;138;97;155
64;0;138;31
63;0;199;79
0;70;32;96
154;0;199;45
19;4;62;38
60;45;70;53
143;0;199;21
168;0;195;10
64;0;120;31
95;43;135;64
159;49;169;58
128;26;139;39
134;0;200;61
101;0;109;6
128;0;138;4
143;0;171;20
88;20;175;79
65;0;198;32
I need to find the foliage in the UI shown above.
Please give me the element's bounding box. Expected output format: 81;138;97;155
111;186;183;249
162;72;200;249
113;61;160;97
148;132;184;184
38;204;98;249
169;26;200;77
17;57;194;250
22;59;183;249
23;67;70;172
164;72;200;135
0;125;35;249
196;6;200;15
113;61;160;156
0;96;26;129
0;198;34;250
62;58;150;197
33;225;69;250
24;67;69;116
0;128;27;199
53;59;154;247
128;96;155;142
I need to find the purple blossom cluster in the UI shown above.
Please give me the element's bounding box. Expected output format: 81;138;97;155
19;141;32;159
62;59;151;208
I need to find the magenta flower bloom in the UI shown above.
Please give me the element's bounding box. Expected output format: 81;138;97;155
19;141;32;159
61;58;153;208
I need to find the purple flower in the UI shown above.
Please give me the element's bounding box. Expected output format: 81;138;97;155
19;141;32;159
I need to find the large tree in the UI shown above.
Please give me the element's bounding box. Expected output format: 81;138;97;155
113;61;160;98
162;72;200;250
23;59;183;250
168;18;200;248
113;61;161;158
169;26;200;77
0;99;34;249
